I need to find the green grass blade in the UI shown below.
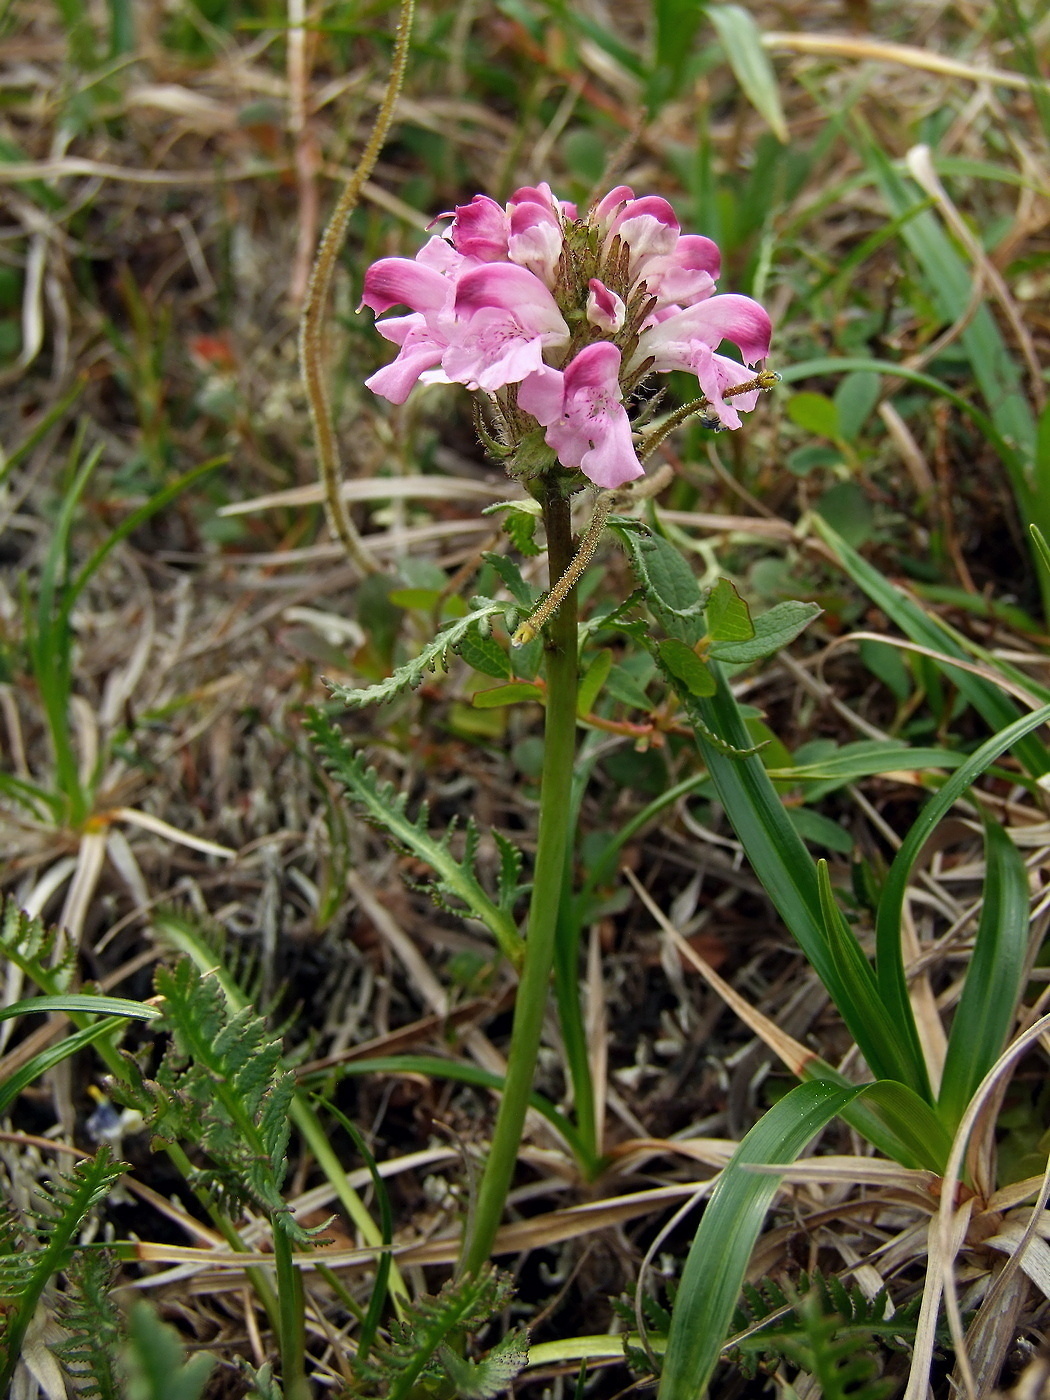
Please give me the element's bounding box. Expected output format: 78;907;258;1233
0;1018;135;1115
302;1054;589;1167
778;355;1013;460
658;1080;859;1400
817;861;929;1100
0;993;160;1024
862;137;1035;473
66;455;227;611
688;671;927;1089
875;701;1050;1027
706;5;788;142
937;816;1031;1131
813;516;1050;778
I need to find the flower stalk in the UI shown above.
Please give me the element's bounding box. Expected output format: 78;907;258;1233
459;482;579;1277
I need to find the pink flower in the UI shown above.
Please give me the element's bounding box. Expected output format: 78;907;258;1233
518;342;643;489
447;194;510;261
586;279;625;333
636;294;772;427
444;263;570;392
360;184;775;472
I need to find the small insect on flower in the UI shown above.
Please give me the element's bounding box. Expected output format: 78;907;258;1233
360;186;775;490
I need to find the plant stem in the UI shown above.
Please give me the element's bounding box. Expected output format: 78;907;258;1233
273;1226;309;1400
459;484;579;1276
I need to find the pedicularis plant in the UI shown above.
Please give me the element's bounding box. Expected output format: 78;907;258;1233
340;182;784;1277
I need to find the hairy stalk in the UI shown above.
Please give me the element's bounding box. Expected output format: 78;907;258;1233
459;485;579;1276
638;369;782;463
512;465;676;647
298;0;415;574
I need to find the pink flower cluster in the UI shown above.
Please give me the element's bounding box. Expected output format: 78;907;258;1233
360;184;772;490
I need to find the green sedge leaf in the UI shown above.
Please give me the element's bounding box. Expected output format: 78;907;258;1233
874;700;1050;1035
818;860;929;1100
658;1081;859;1400
705;577;754;643
938;816;1031;1131
706;4;789;143
812;516;1050;778
686;669;928;1091
0;994;160;1023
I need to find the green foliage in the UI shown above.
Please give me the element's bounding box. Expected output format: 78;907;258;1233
727;1271;909;1397
352;1266;527;1400
307;709;525;965
120;1301;215;1400
0;1147;128;1394
0;896;76;994
55;1250;124;1400
327;602;507;709
114;960;312;1242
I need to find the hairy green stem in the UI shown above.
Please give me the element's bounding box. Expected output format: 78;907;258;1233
459;484;579;1275
298;0;414;575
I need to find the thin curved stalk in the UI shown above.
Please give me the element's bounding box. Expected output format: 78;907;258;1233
298;0;415;574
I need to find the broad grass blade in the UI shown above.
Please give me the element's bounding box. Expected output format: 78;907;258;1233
937;815;1031;1131
707;5;789;143
875;702;1050;1049
813;516;1050;778
690;673;928;1090
658;1080;859;1400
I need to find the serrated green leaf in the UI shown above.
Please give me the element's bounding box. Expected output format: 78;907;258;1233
709;600;822;664
577;648;613;715
472;682;543;708
786;391;841;438
121;1302;215;1400
307;710;524;967
706;577;755;643
613;524;706;644
504;507;542;557
459;622;512;680
438;1329;529;1398
482;552;537;608
326;603;504;708
658;638;717;697
707;4;789;143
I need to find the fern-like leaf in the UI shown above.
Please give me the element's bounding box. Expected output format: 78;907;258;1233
55;1250;123;1400
728;1270;916;1389
120;1301;215;1400
0;1147;127;1394
114;961;312;1243
354;1266;516;1400
307;710;524;967
326;601;505;709
438;1328;529;1398
0;896;76;995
